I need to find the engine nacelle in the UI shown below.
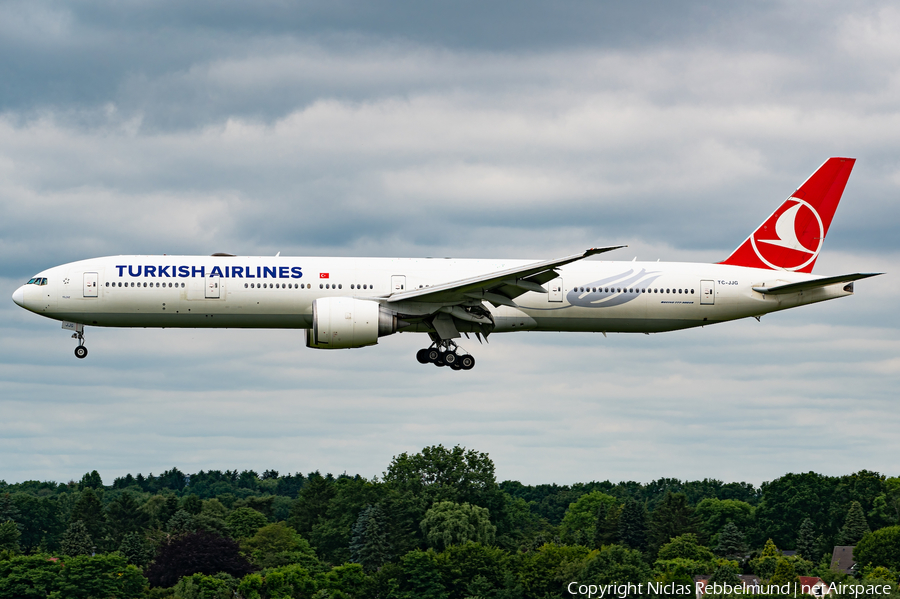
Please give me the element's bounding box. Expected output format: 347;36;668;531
306;297;398;349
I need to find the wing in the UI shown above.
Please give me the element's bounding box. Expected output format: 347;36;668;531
752;272;882;295
385;246;626;307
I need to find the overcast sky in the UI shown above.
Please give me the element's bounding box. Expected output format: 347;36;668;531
1;0;898;487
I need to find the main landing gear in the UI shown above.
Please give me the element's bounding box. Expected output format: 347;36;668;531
416;341;475;370
72;330;88;359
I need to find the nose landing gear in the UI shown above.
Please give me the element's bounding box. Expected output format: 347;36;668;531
72;330;88;359
416;341;475;370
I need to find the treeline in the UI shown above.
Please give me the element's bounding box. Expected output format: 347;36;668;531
0;446;898;598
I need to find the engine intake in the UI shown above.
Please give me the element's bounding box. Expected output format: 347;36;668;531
306;297;397;349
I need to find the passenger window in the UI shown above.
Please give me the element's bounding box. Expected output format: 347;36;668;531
691;289;694;294
105;282;109;287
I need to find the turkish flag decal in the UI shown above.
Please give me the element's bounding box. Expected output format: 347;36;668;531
319;273;329;279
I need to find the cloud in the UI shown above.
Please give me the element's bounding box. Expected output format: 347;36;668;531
1;0;898;485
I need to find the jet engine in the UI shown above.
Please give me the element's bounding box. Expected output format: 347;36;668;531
306;297;398;349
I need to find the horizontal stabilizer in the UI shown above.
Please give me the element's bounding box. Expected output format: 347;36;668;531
752;273;882;295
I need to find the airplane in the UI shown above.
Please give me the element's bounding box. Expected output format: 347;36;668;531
11;157;881;370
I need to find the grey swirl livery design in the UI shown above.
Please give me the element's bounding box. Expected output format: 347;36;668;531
566;268;662;308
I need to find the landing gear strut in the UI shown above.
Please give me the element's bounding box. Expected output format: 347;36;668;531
72;330;88;359
416;340;475;370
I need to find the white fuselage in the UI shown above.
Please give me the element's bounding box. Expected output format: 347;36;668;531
15;254;852;335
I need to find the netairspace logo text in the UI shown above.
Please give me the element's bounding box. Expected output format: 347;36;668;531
566;582;896;598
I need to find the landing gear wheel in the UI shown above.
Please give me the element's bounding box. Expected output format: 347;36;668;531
74;346;88;359
416;349;430;364
427;348;441;363
459;355;475;370
443;352;458;366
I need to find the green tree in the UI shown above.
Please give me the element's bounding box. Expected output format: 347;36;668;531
518;543;593;598
840;501;871;545
0;520;21;552
618;498;648;551
11;493;63;551
287;471;336;535
694;498;754;541
384;445;503;515
884;478;900;524
0;554;145;599
754;472;835;549
173;573;235;599
181;494;203;515
648;492;699;555
242;521;319;569
238;564;317;598
397;549;446;599
421;501;496;550
350;504;392;572
118;531;149;566
714;521;747;560
594;503;622;549
560;491;618;545
854;526;900;571
226;506;269;539
308;474;385;564
150;493;180;529
0;493;22;527
795;518;818;560
60;520;94;556
317;562;368;597
438;542;509;598
70;488;106;546
168;509;197;534
769;558;799;586
106;492;148;545
54;554;147;599
79;470;103;490
654;533;719;579
707;562;742;586
194;498;230;537
657;533;716;562
579;544;653;596
750;539;781;579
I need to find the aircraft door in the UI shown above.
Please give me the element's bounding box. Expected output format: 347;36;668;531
700;280;715;305
83;272;99;298
391;275;406;294
205;276;221;299
548;277;563;302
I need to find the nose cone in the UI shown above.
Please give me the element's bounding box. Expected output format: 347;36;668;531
12;285;25;307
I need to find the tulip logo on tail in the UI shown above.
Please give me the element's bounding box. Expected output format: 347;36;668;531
750;198;823;272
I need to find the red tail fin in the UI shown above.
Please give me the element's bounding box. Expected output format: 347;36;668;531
719;157;855;273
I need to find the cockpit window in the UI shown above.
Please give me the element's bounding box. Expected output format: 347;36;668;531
25;278;47;285
27;278;36;284
40;278;47;285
